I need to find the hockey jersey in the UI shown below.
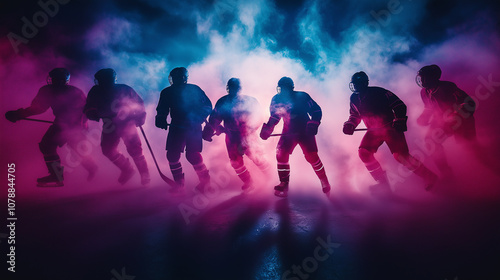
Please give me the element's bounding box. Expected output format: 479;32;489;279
268;91;322;134
84;84;145;123
347;86;406;129
156;83;212;128
22;84;87;127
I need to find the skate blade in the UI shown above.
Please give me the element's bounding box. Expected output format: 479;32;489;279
274;190;288;197
37;182;64;187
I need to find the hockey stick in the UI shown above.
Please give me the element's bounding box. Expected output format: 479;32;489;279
139;126;177;187
269;133;298;137
21;118;54;124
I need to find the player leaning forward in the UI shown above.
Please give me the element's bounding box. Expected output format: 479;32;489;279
260;77;331;197
343;71;437;191
84;68;150;185
5;68;98;187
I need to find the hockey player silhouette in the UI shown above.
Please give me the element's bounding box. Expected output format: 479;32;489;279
84;68;150;185
343;71;437;192
416;64;495;176
202;78;270;192
5;68;98;187
259;77;331;197
155;67;212;192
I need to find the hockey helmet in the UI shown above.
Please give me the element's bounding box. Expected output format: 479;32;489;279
169;67;188;85
416;64;441;88
94;68;117;85
47;68;70;85
349;71;369;92
277;76;294;93
226;77;241;94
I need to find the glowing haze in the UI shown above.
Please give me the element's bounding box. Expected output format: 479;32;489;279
1;0;499;197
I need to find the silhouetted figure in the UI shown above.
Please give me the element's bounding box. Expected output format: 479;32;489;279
5;68;98;187
259;77;331;197
343;71;437;192
416;64;492;176
155;67;212;191
84;68;150;185
202;78;270;192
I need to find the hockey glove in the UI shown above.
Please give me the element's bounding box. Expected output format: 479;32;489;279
135;112;146;127
342;122;355;135
5;109;24;123
392;116;408;132
260;123;274;140
306;120;320;135
155;115;168;130
202;125;215;142
214;124;225;136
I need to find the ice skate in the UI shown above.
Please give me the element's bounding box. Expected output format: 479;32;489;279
320;179;331;197
37;174;64;187
274;182;289;197
118;165;135;185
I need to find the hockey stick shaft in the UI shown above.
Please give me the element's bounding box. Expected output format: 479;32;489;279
270;133;298;137
139;126;176;186
21;118;54;124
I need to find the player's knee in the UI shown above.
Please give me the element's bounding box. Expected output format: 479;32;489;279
276;150;289;163
166;151;181;163
126;146;142;158
304;152;319;163
393;152;408;164
230;158;244;169
38;142;50;155
186;151;203;165
358;148;374;163
101;147;118;159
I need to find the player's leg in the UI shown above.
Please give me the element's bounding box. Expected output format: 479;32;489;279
166;128;186;187
37;125;64;186
122;123;150;186
101;125;135;184
186;128;210;192
227;138;252;191
358;132;387;184
67;129;98;181
389;130;438;190
274;136;296;197
300;135;330;196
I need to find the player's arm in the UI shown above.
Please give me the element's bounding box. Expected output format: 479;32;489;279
387;91;408;132
155;89;170;130
199;89;213;123
260;96;281;140
203;99;224;142
417;89;432;126
306;94;322;135
453;87;476;116
343;101;361;135
84;87;101;122
5;88;50;122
